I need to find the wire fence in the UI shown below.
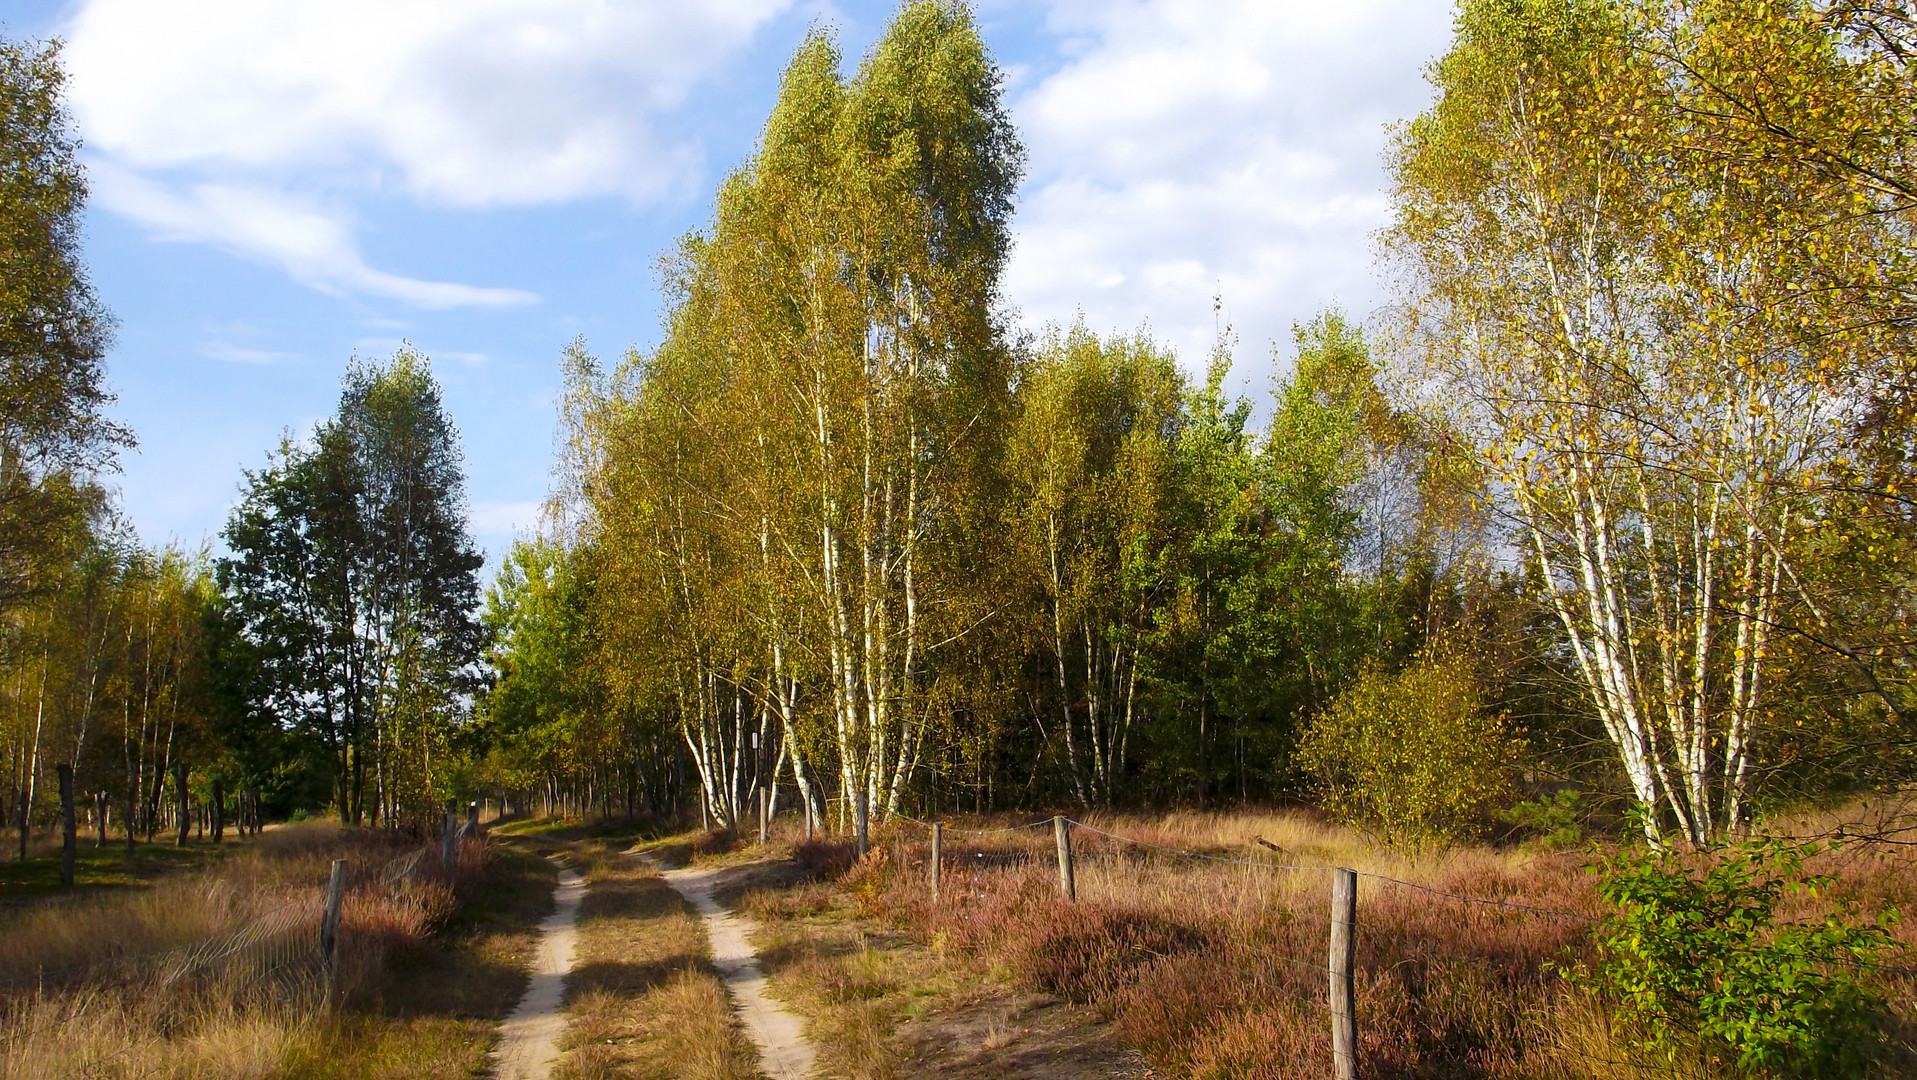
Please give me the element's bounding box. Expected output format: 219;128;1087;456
846;812;1915;1079
830;811;1652;1080
0;831;482;1079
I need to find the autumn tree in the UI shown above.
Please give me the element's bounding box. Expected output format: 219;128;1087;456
0;37;126;623
565;3;1021;831
1009;325;1183;806
1387;0;1917;844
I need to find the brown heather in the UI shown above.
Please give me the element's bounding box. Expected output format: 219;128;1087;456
797;807;1916;1080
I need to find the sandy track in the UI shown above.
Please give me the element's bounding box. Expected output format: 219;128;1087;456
638;853;818;1080
492;864;587;1080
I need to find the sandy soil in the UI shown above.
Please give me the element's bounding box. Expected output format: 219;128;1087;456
638;852;819;1080
491;862;587;1080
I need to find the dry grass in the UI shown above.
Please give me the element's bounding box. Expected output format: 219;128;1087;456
2;980;304;1080
550;834;759;1080
754;808;1915;1080
0;823;430;987
738;850;1015;1080
0;821;548;1080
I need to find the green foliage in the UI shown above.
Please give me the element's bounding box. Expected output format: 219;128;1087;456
478;536;603;791
1500;789;1585;849
0;35;127;616
1571;839;1899;1078
1297;650;1523;847
219;348;483;827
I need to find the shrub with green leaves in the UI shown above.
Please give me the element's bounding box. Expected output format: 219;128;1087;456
1501;789;1586;849
1296;650;1523;848
1571;838;1898;1078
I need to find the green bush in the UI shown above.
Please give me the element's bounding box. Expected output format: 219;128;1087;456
1569;838;1898;1078
1502;789;1586;849
1296;649;1523;848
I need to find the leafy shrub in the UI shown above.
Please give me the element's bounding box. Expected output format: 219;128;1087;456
1501;789;1586;849
1297;649;1524;847
1568;838;1898;1078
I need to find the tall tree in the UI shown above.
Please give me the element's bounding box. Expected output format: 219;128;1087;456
1009;325;1183;806
578;2;1023;828
220;349;482;828
1386;0;1915;843
0;37;125;621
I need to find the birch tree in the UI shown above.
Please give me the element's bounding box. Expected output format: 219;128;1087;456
0;36;127;622
679;3;1020;826
1009;325;1182;806
1387;0;1908;843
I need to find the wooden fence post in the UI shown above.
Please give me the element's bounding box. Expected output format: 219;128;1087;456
321;858;348;999
57;764;75;888
467;800;480;837
855;791;869;857
930;823;942;903
1330;867;1357;1080
759;788;770;845
442;811;455;869
1053;816;1075;901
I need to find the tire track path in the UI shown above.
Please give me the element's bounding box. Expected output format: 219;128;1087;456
492;861;587;1080
637;852;818;1080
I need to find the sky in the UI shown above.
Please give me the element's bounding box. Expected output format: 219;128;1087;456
2;0;1457;572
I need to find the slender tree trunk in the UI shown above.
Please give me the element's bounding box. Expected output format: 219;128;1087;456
20;647;50;859
57;763;75;888
173;761;189;847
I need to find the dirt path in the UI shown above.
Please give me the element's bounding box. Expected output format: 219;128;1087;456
638;853;818;1080
491;862;587;1080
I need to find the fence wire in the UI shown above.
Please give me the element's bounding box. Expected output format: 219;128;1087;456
1;834;472;1079
1354;870;1597;924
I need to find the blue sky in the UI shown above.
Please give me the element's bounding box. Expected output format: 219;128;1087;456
3;0;1455;571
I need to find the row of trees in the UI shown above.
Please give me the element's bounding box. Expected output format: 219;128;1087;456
0;529;230;855
1;35;486;851
11;0;1916;854
1;345;489;850
479;2;1502;832
482;0;1917;847
0;37;218;857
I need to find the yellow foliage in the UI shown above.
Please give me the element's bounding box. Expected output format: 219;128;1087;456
1297;651;1524;849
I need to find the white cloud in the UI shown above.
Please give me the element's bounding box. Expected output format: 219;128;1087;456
95;166;539;308
60;0;791;304
200;341;294;365
1004;0;1455;379
63;0;788;206
468;499;546;537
